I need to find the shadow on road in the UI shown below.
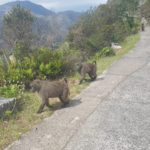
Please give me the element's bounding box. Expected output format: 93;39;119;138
48;98;82;111
95;77;105;81
80;76;105;84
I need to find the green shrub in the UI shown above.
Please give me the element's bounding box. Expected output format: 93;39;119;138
6;67;23;84
0;84;24;98
2;47;83;87
39;60;63;79
96;47;115;58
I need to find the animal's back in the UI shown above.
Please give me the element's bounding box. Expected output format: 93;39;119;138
81;63;91;74
85;63;95;73
40;81;64;98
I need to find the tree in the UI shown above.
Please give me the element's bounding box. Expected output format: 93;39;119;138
67;0;140;57
3;5;36;58
141;0;150;23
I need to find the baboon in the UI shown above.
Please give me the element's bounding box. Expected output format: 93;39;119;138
141;23;145;31
78;61;97;84
30;78;70;113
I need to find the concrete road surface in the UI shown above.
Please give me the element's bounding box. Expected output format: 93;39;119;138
5;28;150;150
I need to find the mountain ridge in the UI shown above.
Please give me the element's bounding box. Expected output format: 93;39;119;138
0;1;82;48
0;1;55;16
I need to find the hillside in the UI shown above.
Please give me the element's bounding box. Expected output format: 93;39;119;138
0;1;81;49
67;0;141;57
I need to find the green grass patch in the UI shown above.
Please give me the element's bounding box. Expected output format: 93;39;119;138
96;33;140;75
0;33;140;150
0;93;52;150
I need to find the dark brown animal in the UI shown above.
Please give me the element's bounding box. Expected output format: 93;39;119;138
141;23;145;31
79;61;97;84
30;78;70;113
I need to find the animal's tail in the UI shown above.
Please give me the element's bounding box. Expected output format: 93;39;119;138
92;60;96;64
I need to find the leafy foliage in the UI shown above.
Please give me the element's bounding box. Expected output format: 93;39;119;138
140;0;150;23
95;47;115;58
0;84;24;98
67;0;140;57
0;0;141;93
0;47;82;90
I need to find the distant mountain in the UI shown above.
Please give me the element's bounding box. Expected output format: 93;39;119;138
0;1;82;49
0;1;55;16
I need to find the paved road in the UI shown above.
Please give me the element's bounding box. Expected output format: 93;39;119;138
6;28;150;150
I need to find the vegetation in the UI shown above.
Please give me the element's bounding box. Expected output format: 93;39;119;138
3;5;35;58
67;0;140;58
140;0;150;23
0;1;81;49
0;0;143;88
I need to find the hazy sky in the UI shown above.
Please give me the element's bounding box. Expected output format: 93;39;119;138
0;0;107;12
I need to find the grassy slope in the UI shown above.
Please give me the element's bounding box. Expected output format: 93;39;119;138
0;33;140;150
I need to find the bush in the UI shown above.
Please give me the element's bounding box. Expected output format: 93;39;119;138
6;67;22;84
39;60;63;79
37;48;82;78
0;84;24;98
1;47;83;89
95;47;115;58
35;48;65;79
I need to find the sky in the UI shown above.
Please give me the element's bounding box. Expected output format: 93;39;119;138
0;0;107;12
